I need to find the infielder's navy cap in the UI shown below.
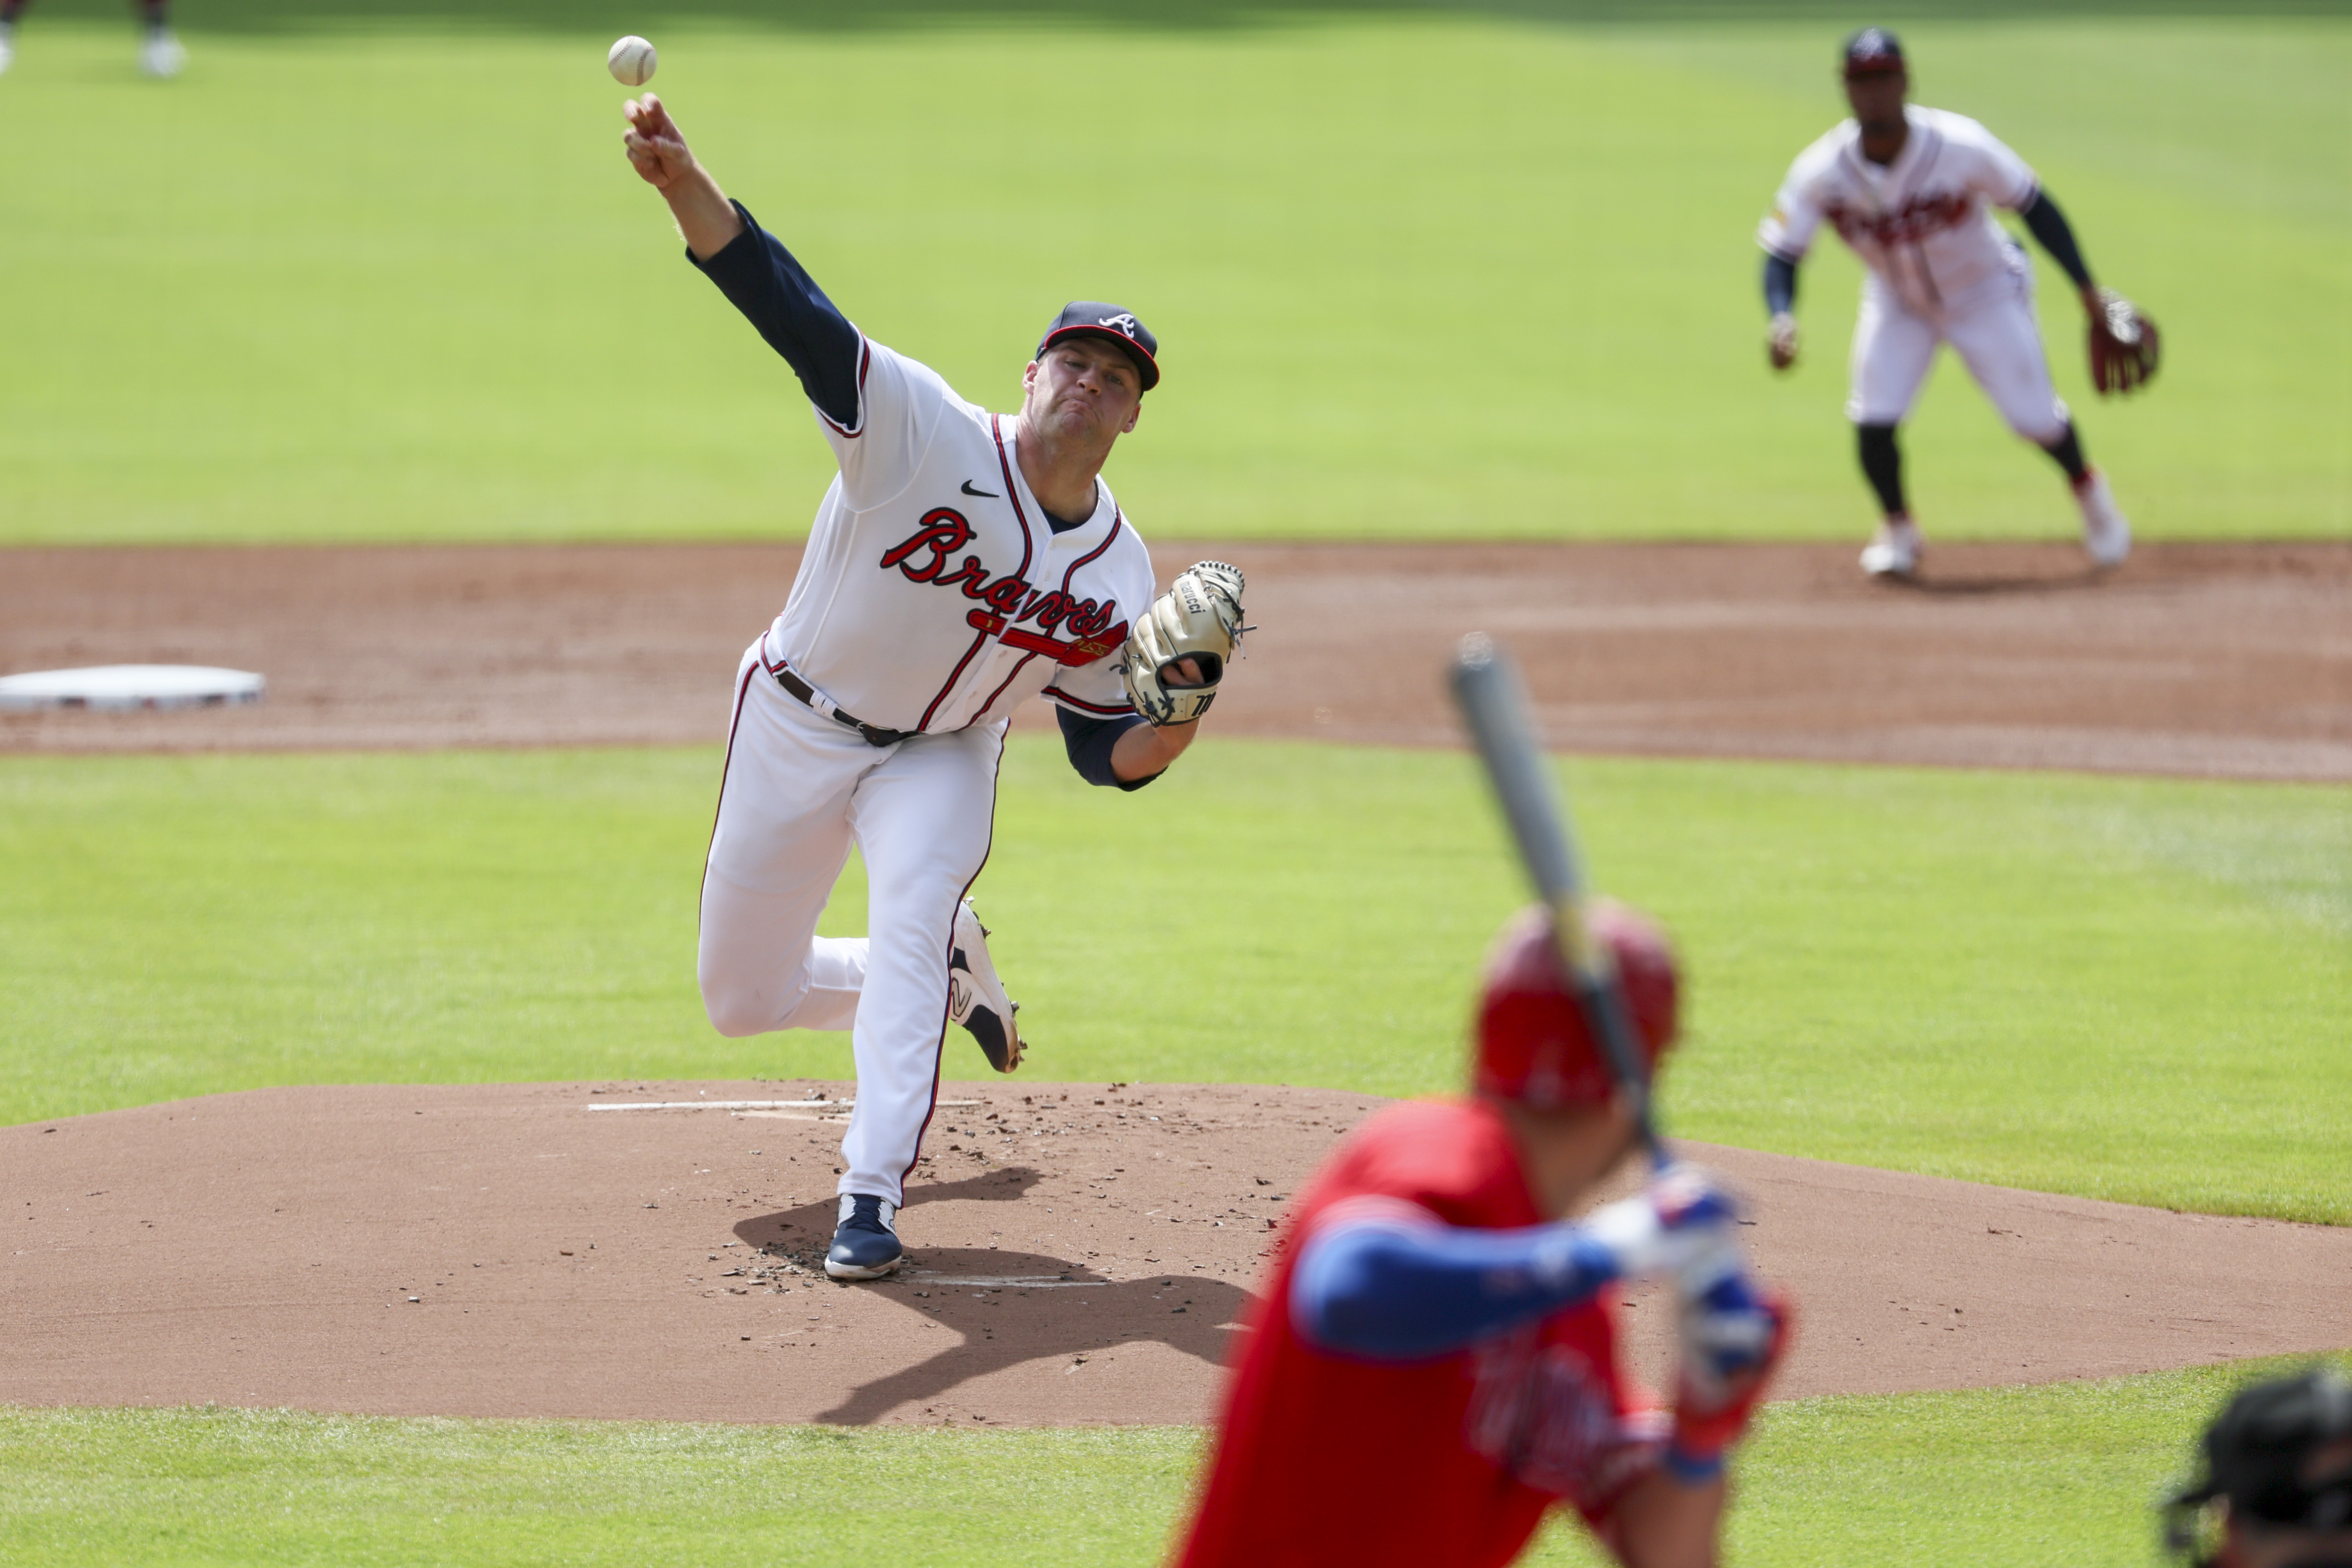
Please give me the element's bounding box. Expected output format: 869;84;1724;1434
1037;302;1160;392
1842;26;1904;76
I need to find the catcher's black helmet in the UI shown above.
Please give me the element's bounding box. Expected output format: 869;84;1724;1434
2164;1368;2352;1564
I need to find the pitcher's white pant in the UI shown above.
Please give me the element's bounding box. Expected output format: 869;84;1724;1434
1846;249;2070;445
698;643;1004;1207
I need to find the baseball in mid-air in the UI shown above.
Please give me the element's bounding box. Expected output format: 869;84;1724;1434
607;35;657;87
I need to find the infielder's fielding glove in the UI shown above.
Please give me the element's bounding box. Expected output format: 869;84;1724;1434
2087;287;2161;395
1122;561;1248;727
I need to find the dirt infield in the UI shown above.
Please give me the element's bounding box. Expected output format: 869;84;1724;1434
3;539;2346;1427
6;1081;2348;1428
4;539;2347;779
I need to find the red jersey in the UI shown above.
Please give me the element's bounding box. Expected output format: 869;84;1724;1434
1174;1098;1660;1568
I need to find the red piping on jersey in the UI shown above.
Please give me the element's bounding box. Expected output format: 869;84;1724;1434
965;651;1041;727
1057;509;1124;587
910;415;1044;733
915;630;992;733
918;424;1129;732
1023;511;1133;711
1910;125;1950;307
989;415;1037;585
818;340;873;438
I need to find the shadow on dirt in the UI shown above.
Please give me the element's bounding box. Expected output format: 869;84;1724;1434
1878;564;2119;597
734;1165;1257;1427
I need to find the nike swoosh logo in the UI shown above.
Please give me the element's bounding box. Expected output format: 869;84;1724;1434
961;480;999;498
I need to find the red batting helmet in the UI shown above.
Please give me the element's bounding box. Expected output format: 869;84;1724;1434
1474;901;1679;1109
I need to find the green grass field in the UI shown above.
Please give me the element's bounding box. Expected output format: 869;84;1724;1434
0;5;2344;544
7;1354;2345;1567
4;6;2346;1559
5;739;2345;1222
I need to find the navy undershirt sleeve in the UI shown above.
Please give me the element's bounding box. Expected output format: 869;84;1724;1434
687;201;863;428
1762;252;1798;316
1057;706;1157;791
2018;189;2094;291
1291;1216;1623;1361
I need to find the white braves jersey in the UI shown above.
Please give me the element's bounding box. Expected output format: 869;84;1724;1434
761;338;1154;734
1758;106;2039;317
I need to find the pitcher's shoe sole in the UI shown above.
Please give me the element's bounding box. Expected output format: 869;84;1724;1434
948;897;1023;1073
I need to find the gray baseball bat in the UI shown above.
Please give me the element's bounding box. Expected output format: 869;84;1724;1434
1450;632;1665;1168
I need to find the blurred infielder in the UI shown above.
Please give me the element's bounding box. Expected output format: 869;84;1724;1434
621;93;1248;1282
1760;28;2160;578
1175;904;1790;1568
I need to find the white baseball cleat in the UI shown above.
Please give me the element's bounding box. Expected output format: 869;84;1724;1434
0;23;16;75
948;897;1022;1073
1859;515;1923;578
139;26;185;78
2073;468;2131;568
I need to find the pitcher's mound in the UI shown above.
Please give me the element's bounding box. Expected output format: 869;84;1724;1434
4;1082;2345;1427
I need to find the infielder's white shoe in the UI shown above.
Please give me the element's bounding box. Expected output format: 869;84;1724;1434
139;26;184;78
948;897;1022;1073
2073;469;2131;568
1859;515;1923;578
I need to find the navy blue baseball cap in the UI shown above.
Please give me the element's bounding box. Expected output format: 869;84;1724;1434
1842;26;1905;77
1037;302;1160;391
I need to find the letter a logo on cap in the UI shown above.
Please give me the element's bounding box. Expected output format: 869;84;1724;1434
1097;313;1142;338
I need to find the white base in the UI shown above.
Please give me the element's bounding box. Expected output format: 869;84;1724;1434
0;664;266;712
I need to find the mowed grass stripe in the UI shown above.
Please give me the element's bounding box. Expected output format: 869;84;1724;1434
7;1355;2344;1568
1;740;2344;1222
0;15;2344;544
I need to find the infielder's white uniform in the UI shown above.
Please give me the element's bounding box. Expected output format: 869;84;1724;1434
700;338;1153;1207
1760;106;2068;445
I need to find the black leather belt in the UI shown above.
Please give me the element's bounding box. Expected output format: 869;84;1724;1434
771;663;911;747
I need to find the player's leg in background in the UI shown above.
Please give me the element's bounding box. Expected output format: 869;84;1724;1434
1846;282;1939;576
1856;423;1908;519
136;0;181;77
833;721;1008;1209
1945;262;2131;566
697;649;871;1039
0;0;26;74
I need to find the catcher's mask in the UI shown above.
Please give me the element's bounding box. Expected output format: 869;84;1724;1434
1473;901;1678;1110
2163;1368;2352;1566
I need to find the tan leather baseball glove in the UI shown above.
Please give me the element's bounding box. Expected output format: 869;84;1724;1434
1121;561;1248;727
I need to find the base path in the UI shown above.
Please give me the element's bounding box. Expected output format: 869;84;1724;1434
5;1083;2346;1427
3;541;2345;779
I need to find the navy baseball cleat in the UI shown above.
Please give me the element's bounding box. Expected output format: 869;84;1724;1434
948;897;1024;1073
825;1194;902;1280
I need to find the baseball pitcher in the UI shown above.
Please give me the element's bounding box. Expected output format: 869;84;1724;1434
1760;28;2158;578
622;93;1248;1282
